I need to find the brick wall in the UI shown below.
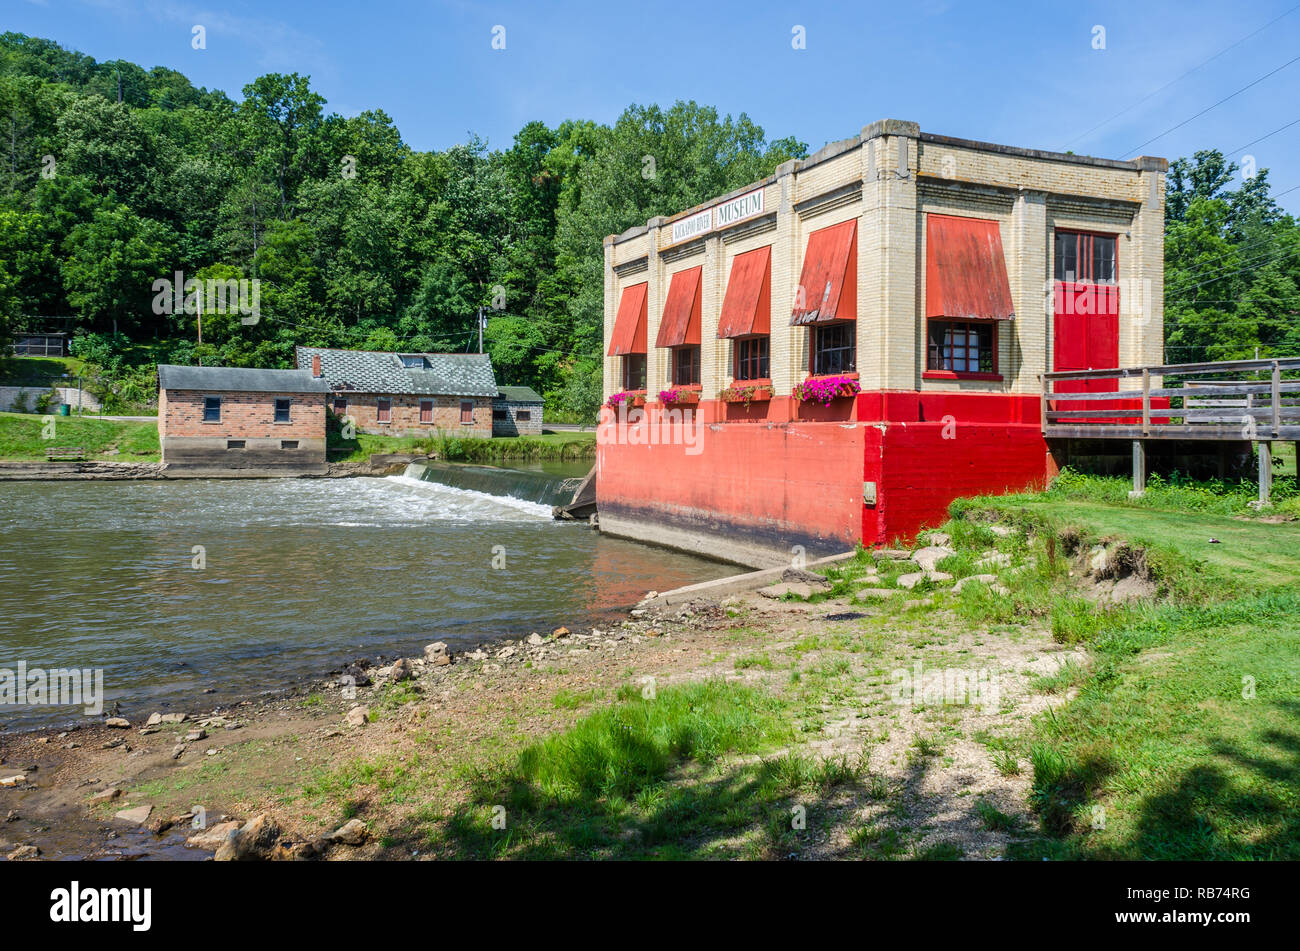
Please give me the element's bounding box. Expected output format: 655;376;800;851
329;392;493;438
161;389;325;438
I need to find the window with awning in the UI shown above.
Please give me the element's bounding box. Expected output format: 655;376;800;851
717;246;771;338
655;266;703;348
607;282;648;356
924;214;1014;321
791;220;857;325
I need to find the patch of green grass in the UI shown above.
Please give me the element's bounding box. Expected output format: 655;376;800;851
422;680;887;859
551;687;600;709
975;799;1020;832
0;411;160;461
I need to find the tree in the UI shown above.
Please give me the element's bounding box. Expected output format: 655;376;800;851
60;203;177;332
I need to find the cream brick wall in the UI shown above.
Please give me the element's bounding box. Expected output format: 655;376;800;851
604;120;1166;401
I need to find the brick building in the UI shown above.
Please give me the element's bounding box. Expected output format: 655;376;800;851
295;347;497;438
157;364;330;473
600;119;1166;566
492;386;544;436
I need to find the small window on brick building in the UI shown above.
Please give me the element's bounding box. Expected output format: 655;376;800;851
811;323;855;375
460;401;474;425
333;397;347;414
280;440;298;450
672;345;701;386
419;399;433;424
274;398;291;423
203;396;221;422
226;439;245;449
493;408;507;421
377;398;391;423
927;321;996;374
516;410;531;422
735;336;770;381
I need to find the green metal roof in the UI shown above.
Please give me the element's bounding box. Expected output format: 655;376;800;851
495;385;544;403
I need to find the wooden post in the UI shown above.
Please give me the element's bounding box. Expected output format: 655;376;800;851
1259;440;1273;506
1141;368;1150;436
1271;360;1282;438
1039;374;1048;435
1131;439;1146;497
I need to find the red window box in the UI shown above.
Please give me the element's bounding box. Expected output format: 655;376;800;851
793;374;861;404
922;370;1004;382
659;386;701;405
721;381;773;404
606;390;647;410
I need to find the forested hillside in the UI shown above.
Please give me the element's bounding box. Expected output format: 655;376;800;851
0;32;1297;418
0;32;805;416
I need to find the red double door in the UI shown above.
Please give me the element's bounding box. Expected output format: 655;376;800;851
1053;282;1119;421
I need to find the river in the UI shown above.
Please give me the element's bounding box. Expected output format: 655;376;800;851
0;468;733;730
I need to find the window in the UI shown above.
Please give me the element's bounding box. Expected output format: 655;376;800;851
811;323;856;375
460;401;474;425
377;398;391;424
203;396;221;422
274;398;291;423
399;354;427;368
516;410;531;422
492;408;508;421
1054;231;1117;283
281;440;298;450
332;397;347;414
622;354;647;391
419;400;433;424
735;336;770;381
226;439;245;450
927;321;996;374
672;345;701;386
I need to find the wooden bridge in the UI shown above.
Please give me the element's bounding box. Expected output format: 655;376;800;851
1041;357;1300;503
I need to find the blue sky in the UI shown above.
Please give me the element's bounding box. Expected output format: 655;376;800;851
10;0;1300;213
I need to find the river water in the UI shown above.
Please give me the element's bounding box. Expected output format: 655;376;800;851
0;469;731;730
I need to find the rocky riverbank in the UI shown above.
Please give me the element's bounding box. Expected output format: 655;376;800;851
0;604;730;860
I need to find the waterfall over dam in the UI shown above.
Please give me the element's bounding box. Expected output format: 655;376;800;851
402;460;589;508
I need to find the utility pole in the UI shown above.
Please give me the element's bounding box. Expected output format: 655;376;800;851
477;306;484;354
196;288;203;366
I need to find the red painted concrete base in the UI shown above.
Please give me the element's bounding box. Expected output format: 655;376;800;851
597;391;1051;564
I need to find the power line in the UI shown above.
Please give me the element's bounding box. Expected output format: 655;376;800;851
1062;3;1300;151
1124;53;1300;156
1223;117;1300;157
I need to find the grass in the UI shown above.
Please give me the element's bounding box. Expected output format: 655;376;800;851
421;679;884;859
0;355;87;387
327;428;595;463
950;473;1300;859
0;411;160;461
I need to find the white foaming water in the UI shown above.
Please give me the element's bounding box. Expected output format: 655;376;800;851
380;474;554;520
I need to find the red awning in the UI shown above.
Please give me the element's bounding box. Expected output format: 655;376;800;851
607;282;648;356
790;220;857;325
716;246;771;339
925;214;1015;320
655;266;702;348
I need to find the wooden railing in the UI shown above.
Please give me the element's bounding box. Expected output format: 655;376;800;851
1041;357;1300;441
